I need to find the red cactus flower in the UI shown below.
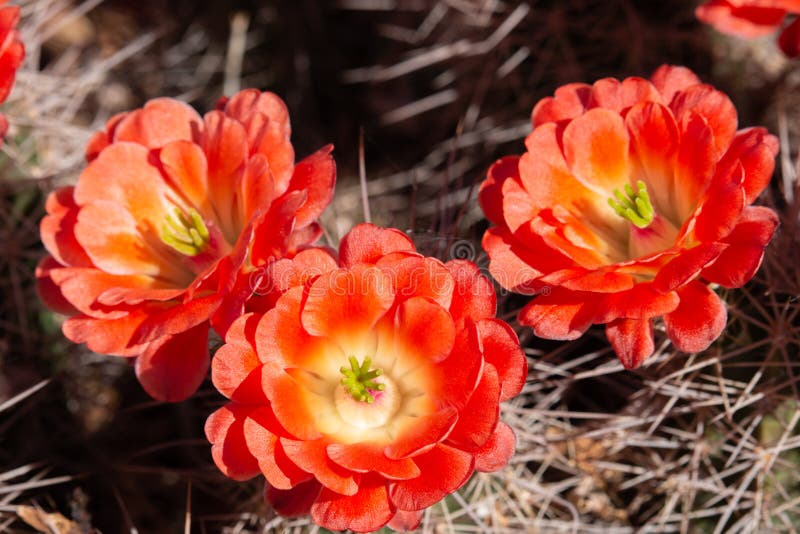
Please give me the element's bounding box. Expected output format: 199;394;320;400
0;0;24;138
37;90;335;401
479;65;778;369
696;0;800;56
205;223;526;532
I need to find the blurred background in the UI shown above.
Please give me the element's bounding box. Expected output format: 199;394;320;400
2;0;800;531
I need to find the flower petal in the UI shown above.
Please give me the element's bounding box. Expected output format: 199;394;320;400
221;89;295;193
674;112;716;221
532;83;592;126
479;156;521;226
96;286;185;306
286;145;336;228
595;284;679;323
255;287;328;371
0;5;23;104
650;64;701;104
446;363;500;451
243;407;313;489
435;329;484;408
205;403;260;480
249;190;306;267
539;268;635;293
474;421;516;472
518;288;600;340
256;248;338;302
339;223;415;267
327;442;421;481
476;319;527;402
717;127;778;205
131;291;221;345
652;242;728;293
694;162;745;243
606;318;655;369
445;259;496;325
61;312;147;356
201;111;248;239
287;221;324;253
159;140;211;217
387;510;424;532
236;154;275;225
664;281;727;353
377;255;454;310
531;211;609;269
311;474;395;533
48;266;154;319
588;76;662;113
302;264;394;344
85;112;128;161
384;407;458;460
265;479;321;518
114;98;201;148
40;187;92;268
625;101;680;219
281;438;360;496
394;296;455;363
696;1;787;38
266;372;324;441
211;313;267;403
501;172;536;232
702;206;779;287
669;84;737;156
134;323;210;402
562;107;631;197
388;444;473;511
482;227;545;294
35;258;79;315
74;201;175;279
520;123;612;227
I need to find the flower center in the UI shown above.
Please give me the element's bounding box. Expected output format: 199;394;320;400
608;180;654;229
160;207;210;256
335;356;400;430
339;355;385;403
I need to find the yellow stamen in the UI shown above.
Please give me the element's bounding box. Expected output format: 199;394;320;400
340;355;385;404
160;207;210;256
608;180;655;229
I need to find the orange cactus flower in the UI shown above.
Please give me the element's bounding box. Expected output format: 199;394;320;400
479;65;779;369
37;90;335;401
205;224;527;532
0;0;24;138
696;0;800;56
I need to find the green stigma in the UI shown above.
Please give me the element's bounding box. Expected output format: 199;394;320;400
160;207;210;256
608;180;655;229
340;356;385;404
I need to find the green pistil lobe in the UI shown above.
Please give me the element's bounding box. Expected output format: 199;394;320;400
160;207;210;256
340;356;385;404
608;180;655;229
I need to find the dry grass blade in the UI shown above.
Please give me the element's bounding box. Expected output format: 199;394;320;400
184;480;191;534
223;11;249;96
16;505;82;534
0;379;49;414
358;127;371;223
0;475;74;496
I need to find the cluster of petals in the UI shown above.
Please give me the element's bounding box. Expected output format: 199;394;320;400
479;65;778;368
696;0;800;56
0;0;24;138
37;90;335;401
205;223;527;532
